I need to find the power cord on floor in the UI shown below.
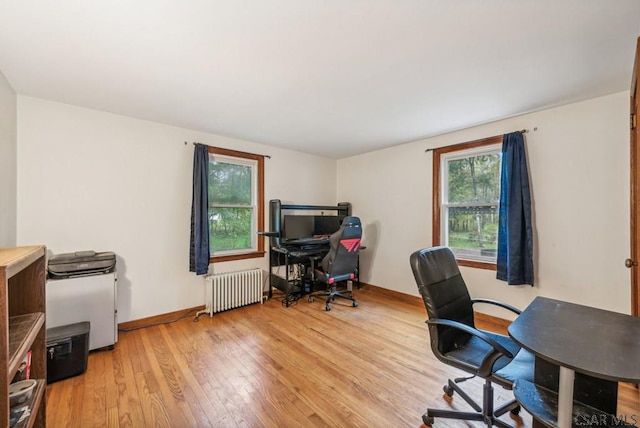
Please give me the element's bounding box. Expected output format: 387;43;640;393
281;294;299;307
269;288;301;307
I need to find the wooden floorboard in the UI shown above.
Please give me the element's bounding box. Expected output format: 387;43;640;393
46;287;640;427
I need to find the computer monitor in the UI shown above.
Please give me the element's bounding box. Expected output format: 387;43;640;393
314;215;345;236
283;215;315;241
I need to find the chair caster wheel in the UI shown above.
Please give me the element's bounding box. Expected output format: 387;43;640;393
352;301;358;307
510;405;521;416
308;296;314;303
325;305;331;311
422;414;434;426
443;384;454;397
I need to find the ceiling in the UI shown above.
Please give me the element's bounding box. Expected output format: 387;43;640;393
0;1;639;159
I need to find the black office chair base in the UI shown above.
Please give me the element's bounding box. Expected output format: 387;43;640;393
422;379;520;428
308;286;358;311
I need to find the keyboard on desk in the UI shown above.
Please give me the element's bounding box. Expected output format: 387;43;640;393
285;236;330;246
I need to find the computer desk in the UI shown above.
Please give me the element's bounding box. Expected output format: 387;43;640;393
269;243;365;306
270;243;329;306
508;297;640;428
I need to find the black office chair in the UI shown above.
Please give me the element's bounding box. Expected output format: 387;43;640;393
308;216;362;311
409;246;533;428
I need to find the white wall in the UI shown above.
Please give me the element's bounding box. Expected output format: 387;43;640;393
15;92;632;320
338;92;631;316
16;96;337;322
0;70;17;246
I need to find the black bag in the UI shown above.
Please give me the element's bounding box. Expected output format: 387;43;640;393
47;250;116;279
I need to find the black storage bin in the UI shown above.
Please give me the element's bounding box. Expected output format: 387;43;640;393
46;321;90;384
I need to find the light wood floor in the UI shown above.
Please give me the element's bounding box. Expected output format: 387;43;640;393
46;287;640;427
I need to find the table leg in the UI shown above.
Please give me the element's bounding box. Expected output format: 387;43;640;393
284;253;291;307
268;249;274;299
356;254;360;289
557;366;575;428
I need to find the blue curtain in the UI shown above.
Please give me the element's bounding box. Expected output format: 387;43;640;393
496;132;534;285
189;143;210;275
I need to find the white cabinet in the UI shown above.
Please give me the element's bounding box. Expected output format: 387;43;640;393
46;272;117;351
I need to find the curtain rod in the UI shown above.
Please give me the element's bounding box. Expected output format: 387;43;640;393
424;128;536;153
185;141;271;159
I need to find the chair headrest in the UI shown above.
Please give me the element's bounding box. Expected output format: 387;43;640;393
341;216;361;228
410;246;461;286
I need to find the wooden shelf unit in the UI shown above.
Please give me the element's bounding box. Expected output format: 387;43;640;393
1;246;47;428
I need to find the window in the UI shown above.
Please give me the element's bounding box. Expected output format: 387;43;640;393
433;136;502;269
208;147;264;262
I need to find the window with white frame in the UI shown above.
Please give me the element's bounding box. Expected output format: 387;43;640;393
433;136;502;269
208;147;264;262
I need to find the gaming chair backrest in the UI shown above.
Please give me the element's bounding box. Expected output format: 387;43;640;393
319;216;362;282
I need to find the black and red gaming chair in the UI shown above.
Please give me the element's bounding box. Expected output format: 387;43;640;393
308;216;362;311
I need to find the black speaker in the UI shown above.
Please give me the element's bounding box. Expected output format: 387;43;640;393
269;199;282;247
337;202;352;216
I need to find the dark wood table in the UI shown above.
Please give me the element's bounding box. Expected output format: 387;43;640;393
508;297;640;428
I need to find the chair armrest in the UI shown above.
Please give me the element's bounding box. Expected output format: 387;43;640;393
471;298;521;315
426;318;514;377
426;319;514;359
